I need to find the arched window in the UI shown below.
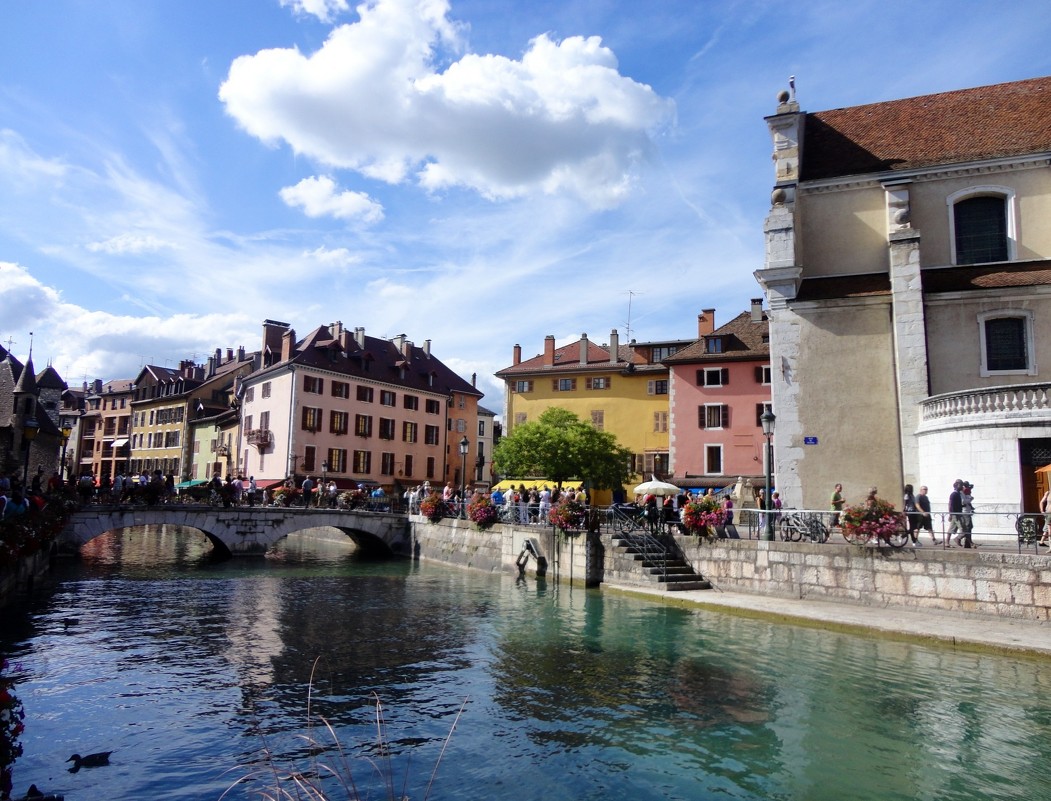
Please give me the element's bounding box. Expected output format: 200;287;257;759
948;187;1015;265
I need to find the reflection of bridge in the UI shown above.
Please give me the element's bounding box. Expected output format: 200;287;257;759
59;506;412;558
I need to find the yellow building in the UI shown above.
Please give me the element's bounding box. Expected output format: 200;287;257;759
496;329;693;500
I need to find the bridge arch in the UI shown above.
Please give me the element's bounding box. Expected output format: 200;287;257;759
60;506;411;559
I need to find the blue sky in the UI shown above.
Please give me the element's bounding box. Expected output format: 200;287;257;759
2;0;1050;413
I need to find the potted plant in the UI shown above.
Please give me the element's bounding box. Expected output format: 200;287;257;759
418;493;444;523
466;495;500;530
548;497;587;535
681;494;723;539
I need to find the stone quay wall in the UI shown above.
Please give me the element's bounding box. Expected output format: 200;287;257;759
410;517;1051;622
675;535;1051;622
0;549;52;608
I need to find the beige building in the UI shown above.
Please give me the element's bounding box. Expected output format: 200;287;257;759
755;76;1051;514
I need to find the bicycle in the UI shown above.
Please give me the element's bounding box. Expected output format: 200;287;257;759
779;511;831;543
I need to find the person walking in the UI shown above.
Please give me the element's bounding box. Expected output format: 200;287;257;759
946;480;964;547
903;484;921;545
956;482;976;548
916;485;934;544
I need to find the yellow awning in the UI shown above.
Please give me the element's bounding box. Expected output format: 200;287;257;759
492;479;583;492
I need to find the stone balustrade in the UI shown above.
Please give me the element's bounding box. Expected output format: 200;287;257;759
920;382;1051;430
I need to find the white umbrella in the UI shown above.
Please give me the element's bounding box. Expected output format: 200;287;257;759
633;477;681;497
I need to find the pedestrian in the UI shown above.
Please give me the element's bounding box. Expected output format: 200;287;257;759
916;485;934;544
830;483;845;528
247;476;257;507
957;482;976;548
1039;485;1051;548
946;479;964;547
903;484;921;546
301;475;314;508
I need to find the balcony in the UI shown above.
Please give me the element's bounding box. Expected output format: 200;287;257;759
215;444;230;457
919;382;1051;432
246;428;273;449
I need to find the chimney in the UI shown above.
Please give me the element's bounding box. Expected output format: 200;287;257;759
423;339;431;358
237;346;245;361
262;319;291;363
608;329;619;364
206;357;215;377
751;298;764;323
281;328;295;362
402;339;412;359
472;372;477;387
513;344;521;366
543;335;555;367
698;309;716;337
339;327;351;352
226;348;234;362
354;327;365;348
393;333;406;352
579;333;588;365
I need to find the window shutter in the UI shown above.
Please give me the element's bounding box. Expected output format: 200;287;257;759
552;379;559;391
755;366;763;383
696;369;704;386
606;377;611;389
721;368;730;385
756;403;764;427
721;405;729;429
647;380;655;395
571;378;577;390
585;377;592;390
698;406;705;428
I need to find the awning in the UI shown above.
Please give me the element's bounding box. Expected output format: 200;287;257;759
175;479;208;489
255;479;287;490
111;438;129;448
492;479;583;492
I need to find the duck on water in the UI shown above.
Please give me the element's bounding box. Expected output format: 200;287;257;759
66;751;112;772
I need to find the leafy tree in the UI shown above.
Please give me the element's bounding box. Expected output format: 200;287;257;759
493;407;631;489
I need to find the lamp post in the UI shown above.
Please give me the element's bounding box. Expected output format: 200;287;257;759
60;422;73;485
760;409;776;541
458;435;469;518
321;460;328;508
21;418;40;490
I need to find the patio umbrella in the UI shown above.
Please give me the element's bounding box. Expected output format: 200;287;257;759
633;477;681;496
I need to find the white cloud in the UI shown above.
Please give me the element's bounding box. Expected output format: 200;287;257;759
304;245;359;266
279;175;384;223
280;0;350;23
219;0;673;208
86;233;179;255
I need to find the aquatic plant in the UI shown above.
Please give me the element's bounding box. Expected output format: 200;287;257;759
224;660;466;801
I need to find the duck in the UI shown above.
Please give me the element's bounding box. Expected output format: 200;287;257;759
66;751;112;772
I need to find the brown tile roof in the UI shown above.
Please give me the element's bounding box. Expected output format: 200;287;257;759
664;311;770;363
801;76;1051;181
921;259;1051;292
794;274;891;302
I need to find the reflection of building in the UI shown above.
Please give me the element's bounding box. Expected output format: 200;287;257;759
755;77;1051;512
664;302;772;491
496;329;693;486
238;320;481;493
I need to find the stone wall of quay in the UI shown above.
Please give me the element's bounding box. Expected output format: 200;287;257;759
675;535;1051;622
410;517;1051;623
0;550;52;608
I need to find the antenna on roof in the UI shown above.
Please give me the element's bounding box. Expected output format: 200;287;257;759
625;290;644;342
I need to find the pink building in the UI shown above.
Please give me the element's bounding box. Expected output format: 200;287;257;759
665;301;772;491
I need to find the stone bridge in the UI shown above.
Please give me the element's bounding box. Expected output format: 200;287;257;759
59;505;412;558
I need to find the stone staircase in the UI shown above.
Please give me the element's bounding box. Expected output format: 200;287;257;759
610;530;711;591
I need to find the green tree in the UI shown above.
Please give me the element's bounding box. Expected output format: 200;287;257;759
493;407;631;489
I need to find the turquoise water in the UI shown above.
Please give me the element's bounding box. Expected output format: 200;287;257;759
1;525;1049;800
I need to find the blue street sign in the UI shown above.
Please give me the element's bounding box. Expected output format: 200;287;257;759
803;436;818;445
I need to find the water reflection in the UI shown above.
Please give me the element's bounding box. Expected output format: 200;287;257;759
1;526;1049;801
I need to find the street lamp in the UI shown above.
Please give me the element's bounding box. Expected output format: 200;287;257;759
60;422;73;485
760;409;776;541
321;460;328;508
21;418;40;490
458;435;469;518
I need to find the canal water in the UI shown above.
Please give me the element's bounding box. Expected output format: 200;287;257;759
1;525;1049;800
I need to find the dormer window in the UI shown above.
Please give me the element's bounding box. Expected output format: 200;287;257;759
706;338;723;354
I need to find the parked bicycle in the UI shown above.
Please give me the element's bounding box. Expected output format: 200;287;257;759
778;511;831;543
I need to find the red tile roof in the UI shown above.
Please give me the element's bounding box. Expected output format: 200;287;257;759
664;311;769;363
921;259;1051;292
801;76;1051;181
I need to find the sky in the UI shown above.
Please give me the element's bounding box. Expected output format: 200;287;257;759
3;0;1050;416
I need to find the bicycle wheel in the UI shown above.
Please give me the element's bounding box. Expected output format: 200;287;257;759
884;514;910;548
807;517;830;543
779;514;802;542
841;525;868;546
